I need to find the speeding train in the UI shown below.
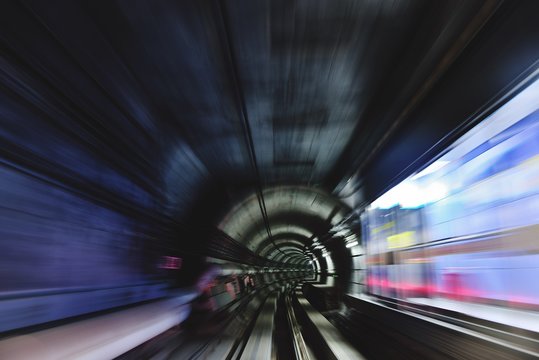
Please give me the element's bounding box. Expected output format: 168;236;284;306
362;75;539;312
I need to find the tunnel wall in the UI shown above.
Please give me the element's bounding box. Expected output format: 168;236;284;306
0;130;170;330
0;10;215;329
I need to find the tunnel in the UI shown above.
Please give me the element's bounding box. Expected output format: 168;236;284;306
1;1;539;359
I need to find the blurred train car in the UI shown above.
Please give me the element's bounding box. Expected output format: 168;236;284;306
362;74;539;323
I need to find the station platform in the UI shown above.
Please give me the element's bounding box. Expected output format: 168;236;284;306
409;297;539;334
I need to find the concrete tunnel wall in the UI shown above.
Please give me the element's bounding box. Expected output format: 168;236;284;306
0;92;229;330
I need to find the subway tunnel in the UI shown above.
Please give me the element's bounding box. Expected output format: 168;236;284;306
1;0;539;359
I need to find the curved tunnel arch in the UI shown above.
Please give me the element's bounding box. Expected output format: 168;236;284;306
257;238;307;258
218;186;353;282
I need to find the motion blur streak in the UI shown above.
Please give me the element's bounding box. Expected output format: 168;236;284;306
364;75;539;332
0;0;539;359
0;296;194;359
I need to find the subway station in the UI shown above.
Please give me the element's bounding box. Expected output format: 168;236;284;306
0;1;539;359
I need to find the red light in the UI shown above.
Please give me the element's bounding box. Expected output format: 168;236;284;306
159;256;182;269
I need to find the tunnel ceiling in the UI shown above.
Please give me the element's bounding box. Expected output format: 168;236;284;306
0;0;510;264
219;186;350;260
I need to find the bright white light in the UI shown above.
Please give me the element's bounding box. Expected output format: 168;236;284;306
371;186;400;209
322;252;330;257
334;229;349;237
399;182;425;208
372;178;448;209
411;160;449;180
424;181;448;203
346;241;359;248
373;181;421;209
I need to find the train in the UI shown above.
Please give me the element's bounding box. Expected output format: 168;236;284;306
362;75;539;315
